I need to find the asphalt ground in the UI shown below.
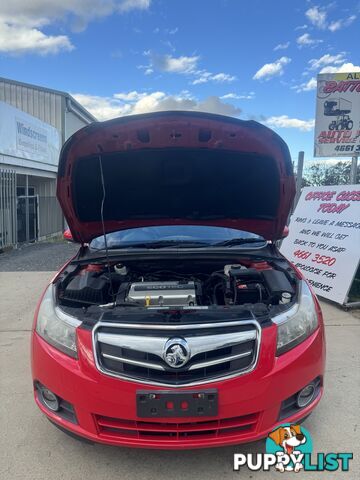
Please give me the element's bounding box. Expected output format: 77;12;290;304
0;241;359;479
0;240;78;271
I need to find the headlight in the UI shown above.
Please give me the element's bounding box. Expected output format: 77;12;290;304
36;284;81;358
273;280;318;355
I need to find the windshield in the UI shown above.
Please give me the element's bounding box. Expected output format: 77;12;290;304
89;226;266;250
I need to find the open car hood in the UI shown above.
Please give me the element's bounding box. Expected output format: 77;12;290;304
57;111;295;244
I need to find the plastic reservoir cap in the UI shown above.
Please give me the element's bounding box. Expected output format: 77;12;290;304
280;292;292;304
224;264;245;276
115;264;128;275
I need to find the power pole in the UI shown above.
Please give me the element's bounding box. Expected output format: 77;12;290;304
295;151;304;207
350;156;358;184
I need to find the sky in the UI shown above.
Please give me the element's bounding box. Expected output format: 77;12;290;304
0;0;359;165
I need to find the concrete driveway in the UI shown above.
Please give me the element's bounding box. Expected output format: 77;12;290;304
0;267;359;479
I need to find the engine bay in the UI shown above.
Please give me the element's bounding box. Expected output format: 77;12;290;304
57;257;296;310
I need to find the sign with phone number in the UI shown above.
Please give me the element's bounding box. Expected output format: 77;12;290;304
314;72;360;157
280;185;360;304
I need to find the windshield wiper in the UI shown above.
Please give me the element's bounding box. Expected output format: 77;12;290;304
213;238;266;247
106;240;211;250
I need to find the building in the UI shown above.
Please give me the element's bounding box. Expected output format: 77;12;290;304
0;77;96;249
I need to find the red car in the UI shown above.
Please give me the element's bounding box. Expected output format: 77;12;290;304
31;111;325;449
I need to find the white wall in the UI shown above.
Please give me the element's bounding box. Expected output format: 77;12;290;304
65;109;89;140
0;79;63;131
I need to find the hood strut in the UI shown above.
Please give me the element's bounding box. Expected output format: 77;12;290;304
98;153;115;303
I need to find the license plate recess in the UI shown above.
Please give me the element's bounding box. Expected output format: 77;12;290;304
136;389;218;418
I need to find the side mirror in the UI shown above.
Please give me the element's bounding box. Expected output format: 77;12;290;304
63;229;74;242
281;226;289;239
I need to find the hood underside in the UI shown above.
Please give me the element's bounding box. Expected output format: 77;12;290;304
57;111;295;243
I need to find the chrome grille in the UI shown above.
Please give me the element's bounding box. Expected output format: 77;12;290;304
93;320;260;386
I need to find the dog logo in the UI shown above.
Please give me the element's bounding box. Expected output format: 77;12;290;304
163;338;190;368
235;423;353;472
266;424;312;472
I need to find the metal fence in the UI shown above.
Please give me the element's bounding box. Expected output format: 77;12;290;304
37;196;63;239
17;195;63;244
1;173;63;248
0;169;16;249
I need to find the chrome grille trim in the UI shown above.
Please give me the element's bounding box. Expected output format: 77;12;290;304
188;350;253;370
101;343;253;372
94;320;259;330
92;319;261;387
97;330;256;357
102;353;165;371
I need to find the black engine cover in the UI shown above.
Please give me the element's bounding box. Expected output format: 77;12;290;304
62;272;108;304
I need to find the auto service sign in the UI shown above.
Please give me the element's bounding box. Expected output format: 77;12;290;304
280;186;360;304
314;72;360;157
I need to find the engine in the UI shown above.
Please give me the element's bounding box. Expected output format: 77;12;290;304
125;281;199;307
58;261;295;309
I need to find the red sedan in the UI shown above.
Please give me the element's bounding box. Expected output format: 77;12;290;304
31;111;325;449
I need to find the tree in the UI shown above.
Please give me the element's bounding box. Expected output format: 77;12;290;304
303;161;360;186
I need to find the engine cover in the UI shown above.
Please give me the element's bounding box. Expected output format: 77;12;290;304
126;281;197;307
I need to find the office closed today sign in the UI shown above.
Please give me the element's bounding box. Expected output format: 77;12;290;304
281;185;360;304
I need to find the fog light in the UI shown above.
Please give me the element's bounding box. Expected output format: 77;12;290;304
296;383;316;408
40;387;60;412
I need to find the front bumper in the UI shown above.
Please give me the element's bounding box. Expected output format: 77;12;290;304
31;322;325;449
